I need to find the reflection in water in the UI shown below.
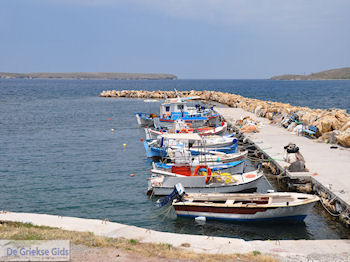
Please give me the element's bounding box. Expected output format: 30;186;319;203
174;217;310;240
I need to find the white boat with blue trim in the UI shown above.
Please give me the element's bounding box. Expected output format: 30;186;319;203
172;190;319;222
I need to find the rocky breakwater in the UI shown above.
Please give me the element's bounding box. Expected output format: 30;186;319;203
99;90;350;147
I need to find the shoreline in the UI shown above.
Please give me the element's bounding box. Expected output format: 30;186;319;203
0;72;177;81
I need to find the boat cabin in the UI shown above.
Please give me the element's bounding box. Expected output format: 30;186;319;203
160;98;208;120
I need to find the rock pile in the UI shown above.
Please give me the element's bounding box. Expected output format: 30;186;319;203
99;90;350;147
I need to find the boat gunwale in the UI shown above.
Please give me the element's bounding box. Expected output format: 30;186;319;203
172;193;320;208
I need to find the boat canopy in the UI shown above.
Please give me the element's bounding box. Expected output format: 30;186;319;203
166;96;201;103
161;133;203;141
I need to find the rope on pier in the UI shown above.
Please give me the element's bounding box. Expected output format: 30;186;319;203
319;196;341;217
247;156;285;162
263;175;274;190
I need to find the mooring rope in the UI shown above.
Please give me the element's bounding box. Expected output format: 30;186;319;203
149;203;173;219
319;197;341;217
161;205;174;221
263;175;274;190
247;156;285;162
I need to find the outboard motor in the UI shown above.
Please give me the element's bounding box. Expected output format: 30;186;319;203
156;183;185;207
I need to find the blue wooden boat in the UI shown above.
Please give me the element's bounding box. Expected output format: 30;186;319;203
143;133;239;159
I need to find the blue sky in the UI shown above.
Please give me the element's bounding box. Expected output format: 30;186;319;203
1;0;349;78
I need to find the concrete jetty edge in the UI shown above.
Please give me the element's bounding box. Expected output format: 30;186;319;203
0;211;350;261
214;107;350;229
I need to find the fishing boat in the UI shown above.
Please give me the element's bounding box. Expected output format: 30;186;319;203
156;184;319;222
173;192;319;222
136;90;220;129
155;96;220;129
143;133;238;159
147;169;263;196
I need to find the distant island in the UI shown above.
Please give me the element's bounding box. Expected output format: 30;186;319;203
270;67;350;80
0;72;177;80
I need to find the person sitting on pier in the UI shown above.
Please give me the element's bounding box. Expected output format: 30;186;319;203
284;143;308;172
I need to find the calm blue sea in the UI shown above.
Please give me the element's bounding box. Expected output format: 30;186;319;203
0;79;349;240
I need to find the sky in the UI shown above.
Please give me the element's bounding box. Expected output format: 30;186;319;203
0;0;349;79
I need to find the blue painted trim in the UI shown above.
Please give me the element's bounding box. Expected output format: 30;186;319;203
177;214;307;222
143;141;153;158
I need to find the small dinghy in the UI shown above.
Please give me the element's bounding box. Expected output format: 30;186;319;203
136;113;157;127
156;184;319;222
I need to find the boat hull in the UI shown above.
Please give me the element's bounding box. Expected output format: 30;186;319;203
136;113;154;127
174;202;316;222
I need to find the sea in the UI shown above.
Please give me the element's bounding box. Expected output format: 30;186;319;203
1;79;349;240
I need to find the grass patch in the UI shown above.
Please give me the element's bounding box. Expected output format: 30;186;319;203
0;221;279;262
129;239;138;245
253;250;262;256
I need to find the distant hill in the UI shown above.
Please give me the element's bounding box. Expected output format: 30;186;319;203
0;72;177;80
270;67;350;80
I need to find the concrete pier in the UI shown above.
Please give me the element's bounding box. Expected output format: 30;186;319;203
1;211;350;261
215;106;350;226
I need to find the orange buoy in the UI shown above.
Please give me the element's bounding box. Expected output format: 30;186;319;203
193;165;212;184
130;174;135;177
